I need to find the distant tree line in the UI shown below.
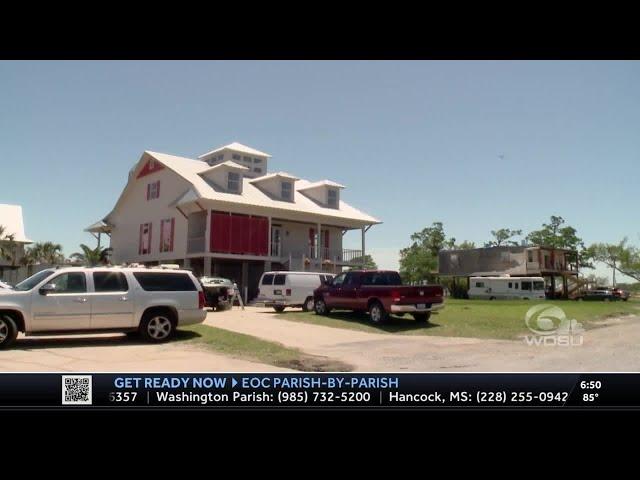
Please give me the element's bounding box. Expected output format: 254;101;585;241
398;215;640;286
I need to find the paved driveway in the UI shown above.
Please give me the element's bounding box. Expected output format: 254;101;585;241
206;307;640;372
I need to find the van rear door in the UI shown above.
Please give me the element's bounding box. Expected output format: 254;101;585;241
271;273;287;301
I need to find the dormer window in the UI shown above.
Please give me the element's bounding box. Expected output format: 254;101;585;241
281;181;292;200
227;172;241;192
327;188;338;208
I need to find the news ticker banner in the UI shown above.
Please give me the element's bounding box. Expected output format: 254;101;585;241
0;373;637;409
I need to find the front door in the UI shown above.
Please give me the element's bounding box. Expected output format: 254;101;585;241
89;271;134;329
271;226;282;257
30;272;91;332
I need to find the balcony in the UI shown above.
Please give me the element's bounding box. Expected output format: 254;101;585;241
298;246;363;264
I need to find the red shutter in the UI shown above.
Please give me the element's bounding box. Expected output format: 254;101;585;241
212;212;231;253
148;223;152;254
146;184;150;201
324;229;330;249
156;181;160;198
139;224;143;254
309;228;315;246
170;217;175;252
255;217;267;255
159;220;165;252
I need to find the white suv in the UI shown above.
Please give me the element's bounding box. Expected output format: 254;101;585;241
0;267;207;349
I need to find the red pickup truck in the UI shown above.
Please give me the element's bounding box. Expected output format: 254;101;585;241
313;270;444;324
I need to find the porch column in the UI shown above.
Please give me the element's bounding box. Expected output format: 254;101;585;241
317;222;322;261
241;261;249;303
204;209;211;254
361;226;366;267
204;257;212;277
184;258;191;269
267;216;272;257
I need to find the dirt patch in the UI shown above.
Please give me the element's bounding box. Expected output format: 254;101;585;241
275;354;353;372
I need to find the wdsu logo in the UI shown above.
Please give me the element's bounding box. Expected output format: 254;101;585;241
524;304;584;346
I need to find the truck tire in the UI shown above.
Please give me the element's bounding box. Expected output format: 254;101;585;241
413;313;431;323
302;297;315;312
139;309;176;343
369;301;389;324
315;298;331;315
273;306;286;313
0;314;18;349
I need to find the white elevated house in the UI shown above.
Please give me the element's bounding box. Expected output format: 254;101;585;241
0;204;33;282
88;142;380;300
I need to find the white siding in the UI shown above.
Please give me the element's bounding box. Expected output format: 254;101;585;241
109;168;192;264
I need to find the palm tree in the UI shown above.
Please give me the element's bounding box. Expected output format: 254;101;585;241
70;244;112;266
24;242;64;265
0;225;17;265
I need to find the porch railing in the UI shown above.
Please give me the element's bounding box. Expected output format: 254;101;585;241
306;247;363;264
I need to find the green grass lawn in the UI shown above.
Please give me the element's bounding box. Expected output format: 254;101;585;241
176;324;351;371
275;298;640;340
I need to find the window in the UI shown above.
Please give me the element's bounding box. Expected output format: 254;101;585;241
160;218;175;253
527;250;534;262
253;167;262;173
514;283;519;289
218;154;224;161
332;273;346;287
147;180;160;200
47;272;87;293
243;156;251;163
475;282;485;288
344;273;358;286
14;269;55;291
534;281;545;290
139;222;152;255
362;272;402;286
508;282;513;289
281;181;292;200
232;154;241;161
521;281;532;291
93;272;128;292
253;157;262;164
261;274;274;285
273;274;286;285
133;273;196;291
327;188;338;207
227;172;240;192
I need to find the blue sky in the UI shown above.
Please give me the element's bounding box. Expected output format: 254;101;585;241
1;61;638;282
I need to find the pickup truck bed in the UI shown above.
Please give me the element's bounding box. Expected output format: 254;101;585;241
313;270;444;324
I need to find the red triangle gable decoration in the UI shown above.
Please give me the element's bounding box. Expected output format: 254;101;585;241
136;158;165;179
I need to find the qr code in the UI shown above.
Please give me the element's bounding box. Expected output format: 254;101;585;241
62;375;93;405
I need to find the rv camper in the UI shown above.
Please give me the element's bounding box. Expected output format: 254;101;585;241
468;276;546;300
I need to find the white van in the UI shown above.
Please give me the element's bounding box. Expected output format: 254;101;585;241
468;276;546;300
256;271;335;312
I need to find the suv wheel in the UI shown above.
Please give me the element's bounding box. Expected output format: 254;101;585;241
0;314;18;349
369;301;389;324
140;310;176;342
302;297;315;312
315;298;331;315
273;306;286;313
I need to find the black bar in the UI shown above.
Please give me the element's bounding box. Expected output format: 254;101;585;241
0;373;633;409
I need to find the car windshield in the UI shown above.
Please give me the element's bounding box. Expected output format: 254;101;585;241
13;269;55;291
